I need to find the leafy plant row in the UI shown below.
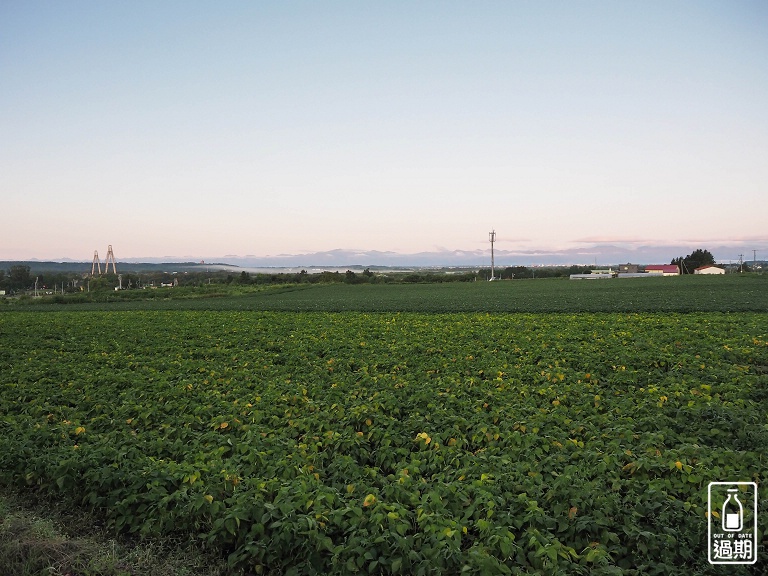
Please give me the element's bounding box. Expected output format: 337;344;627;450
1;311;766;575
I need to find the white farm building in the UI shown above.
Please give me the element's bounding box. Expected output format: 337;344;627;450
694;265;725;275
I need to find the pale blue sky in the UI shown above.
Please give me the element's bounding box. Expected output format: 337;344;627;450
2;1;767;263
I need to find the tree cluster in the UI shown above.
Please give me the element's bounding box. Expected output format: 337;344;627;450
1;265;32;293
231;268;479;285
479;265;593;280
0;265;93;294
671;249;715;274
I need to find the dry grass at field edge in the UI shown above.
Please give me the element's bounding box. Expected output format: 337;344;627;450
0;491;234;576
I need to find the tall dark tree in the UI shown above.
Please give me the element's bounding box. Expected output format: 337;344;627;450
672;249;715;274
502;266;532;279
8;265;31;290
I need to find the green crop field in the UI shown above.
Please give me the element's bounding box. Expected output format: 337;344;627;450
232;275;767;313
1;277;767;574
5;273;767;313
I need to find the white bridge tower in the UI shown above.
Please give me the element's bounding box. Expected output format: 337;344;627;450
91;245;117;276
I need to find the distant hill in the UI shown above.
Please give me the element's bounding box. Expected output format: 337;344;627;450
0;261;211;274
2;242;758;272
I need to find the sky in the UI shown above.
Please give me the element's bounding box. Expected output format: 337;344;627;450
2;1;767;265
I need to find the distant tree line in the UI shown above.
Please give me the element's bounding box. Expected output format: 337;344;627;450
0;263;603;295
2;249;735;297
229;268;479;285
480;265;594;280
0;265;184;295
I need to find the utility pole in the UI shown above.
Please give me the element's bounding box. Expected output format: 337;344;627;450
754;250;757;272
489;230;496;281
739;254;744;273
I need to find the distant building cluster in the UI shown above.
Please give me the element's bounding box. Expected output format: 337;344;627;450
570;263;725;280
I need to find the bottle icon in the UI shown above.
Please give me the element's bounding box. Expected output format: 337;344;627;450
722;488;743;532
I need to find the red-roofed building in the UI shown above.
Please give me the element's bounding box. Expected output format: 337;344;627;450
644;264;680;276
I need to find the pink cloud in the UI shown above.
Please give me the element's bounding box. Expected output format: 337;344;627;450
678;235;768;244
572;237;655;245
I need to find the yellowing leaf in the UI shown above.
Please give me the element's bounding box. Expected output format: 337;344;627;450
415;431;431;444
363;494;376;507
74;426;85;435
219;422;229;429
204;494;214;504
